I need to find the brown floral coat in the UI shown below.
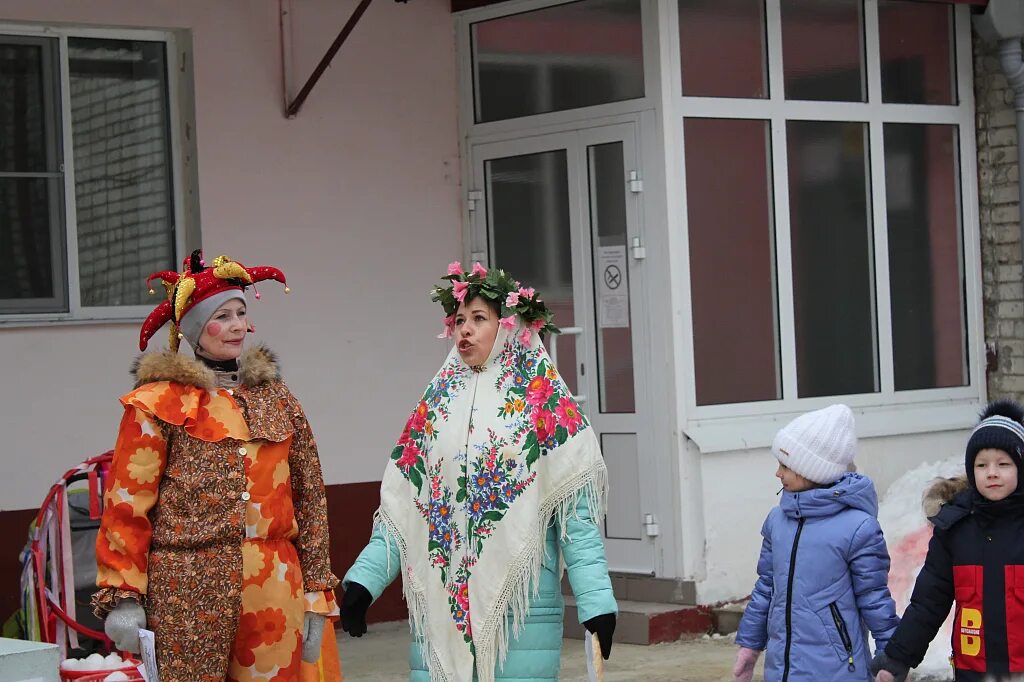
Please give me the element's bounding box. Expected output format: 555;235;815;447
93;345;339;682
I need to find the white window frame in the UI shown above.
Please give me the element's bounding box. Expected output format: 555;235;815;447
0;24;189;326
454;0;985;453
666;0;985;451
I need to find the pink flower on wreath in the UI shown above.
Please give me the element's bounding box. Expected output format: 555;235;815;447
533;408;556;442
505;291;520;307
447;261;464;276
555;396;584;435
518;327;533;346
530;319;545;332
471;262;488;277
526;376;554;407
438;314;455;339
499;314;517;332
517;287;536;300
397;442;420;469
453;280;470;303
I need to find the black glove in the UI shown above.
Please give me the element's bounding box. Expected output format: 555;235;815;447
869;650;910;682
340;582;373;637
583;612;616;660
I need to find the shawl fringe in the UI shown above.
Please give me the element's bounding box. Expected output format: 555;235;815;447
376;461;608;682
374;509;451;682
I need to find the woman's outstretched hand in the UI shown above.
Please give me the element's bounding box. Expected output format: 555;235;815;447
583;613;616;660
340;583;373;637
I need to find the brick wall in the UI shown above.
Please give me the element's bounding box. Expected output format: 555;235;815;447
975;32;1024;399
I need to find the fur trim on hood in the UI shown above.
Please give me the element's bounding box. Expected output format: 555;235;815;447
132;344;281;390
922;475;970;520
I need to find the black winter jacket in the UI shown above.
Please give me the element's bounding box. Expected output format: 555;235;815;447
884;487;1024;681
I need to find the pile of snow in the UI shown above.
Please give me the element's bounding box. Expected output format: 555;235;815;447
60;651;136;674
877;455;963;679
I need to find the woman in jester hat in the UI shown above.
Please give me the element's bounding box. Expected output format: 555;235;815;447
341;262;618;682
92;250;343;682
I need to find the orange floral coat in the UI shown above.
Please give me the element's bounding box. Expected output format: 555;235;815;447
93;346;340;682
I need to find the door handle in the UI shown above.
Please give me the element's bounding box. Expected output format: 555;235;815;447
548;326;586;403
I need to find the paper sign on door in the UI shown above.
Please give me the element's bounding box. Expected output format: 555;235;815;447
597;245;629;329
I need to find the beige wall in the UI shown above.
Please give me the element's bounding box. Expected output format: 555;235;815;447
0;0;461;510
693;429;970;604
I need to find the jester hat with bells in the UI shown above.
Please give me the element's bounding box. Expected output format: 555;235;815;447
139;249;288;352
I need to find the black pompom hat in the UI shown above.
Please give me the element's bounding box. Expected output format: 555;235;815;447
964;399;1024;490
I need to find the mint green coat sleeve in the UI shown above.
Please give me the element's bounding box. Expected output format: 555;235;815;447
343;524;401;601
558;494;618;623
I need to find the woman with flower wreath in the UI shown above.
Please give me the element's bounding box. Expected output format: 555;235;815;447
92;250;342;682
340;262;617;682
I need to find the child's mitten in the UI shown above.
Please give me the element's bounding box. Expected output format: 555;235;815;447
869;650;909;682
733;646;760;682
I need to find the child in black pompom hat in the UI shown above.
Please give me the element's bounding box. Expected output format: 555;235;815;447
872;399;1024;682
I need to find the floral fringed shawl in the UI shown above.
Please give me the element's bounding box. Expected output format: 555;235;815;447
376;323;607;682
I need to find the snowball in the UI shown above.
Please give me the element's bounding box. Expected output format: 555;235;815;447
60;658;82;670
103;673;130;681
84;653;107;670
104;652;127;668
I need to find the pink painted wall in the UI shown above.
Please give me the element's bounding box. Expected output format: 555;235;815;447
0;0;461;509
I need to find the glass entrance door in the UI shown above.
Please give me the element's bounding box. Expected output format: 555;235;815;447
470;122;657;573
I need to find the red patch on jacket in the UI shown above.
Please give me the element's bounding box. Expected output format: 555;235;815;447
953;565;986;672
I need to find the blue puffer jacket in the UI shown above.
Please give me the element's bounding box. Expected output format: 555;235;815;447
735;473;899;681
344;494;617;682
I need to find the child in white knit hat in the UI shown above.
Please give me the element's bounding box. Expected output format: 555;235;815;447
732;404;900;682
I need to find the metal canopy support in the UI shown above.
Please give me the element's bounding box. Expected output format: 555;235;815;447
280;0;376;118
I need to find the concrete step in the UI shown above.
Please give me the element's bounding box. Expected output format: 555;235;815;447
564;596;712;645
711;599;748;635
561;571;698;606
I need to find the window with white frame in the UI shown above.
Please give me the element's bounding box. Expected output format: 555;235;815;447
470;0;646;123
679;0;976;410
1;30;180;319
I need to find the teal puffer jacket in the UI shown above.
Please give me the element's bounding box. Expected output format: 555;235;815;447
344;494;617;681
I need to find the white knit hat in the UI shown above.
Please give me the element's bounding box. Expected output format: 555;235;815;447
771;404;856;484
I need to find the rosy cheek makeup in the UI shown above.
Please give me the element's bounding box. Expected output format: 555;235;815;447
205;321;223;337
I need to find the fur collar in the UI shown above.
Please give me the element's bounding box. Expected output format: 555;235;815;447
922;475;970;521
132;344;281;390
925;473;970;524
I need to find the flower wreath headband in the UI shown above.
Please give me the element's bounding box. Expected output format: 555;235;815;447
431;261;560;345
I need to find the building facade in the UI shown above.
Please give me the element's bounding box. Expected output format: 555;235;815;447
0;0;1015;625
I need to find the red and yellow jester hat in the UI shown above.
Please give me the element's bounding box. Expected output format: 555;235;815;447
140;249;288;352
